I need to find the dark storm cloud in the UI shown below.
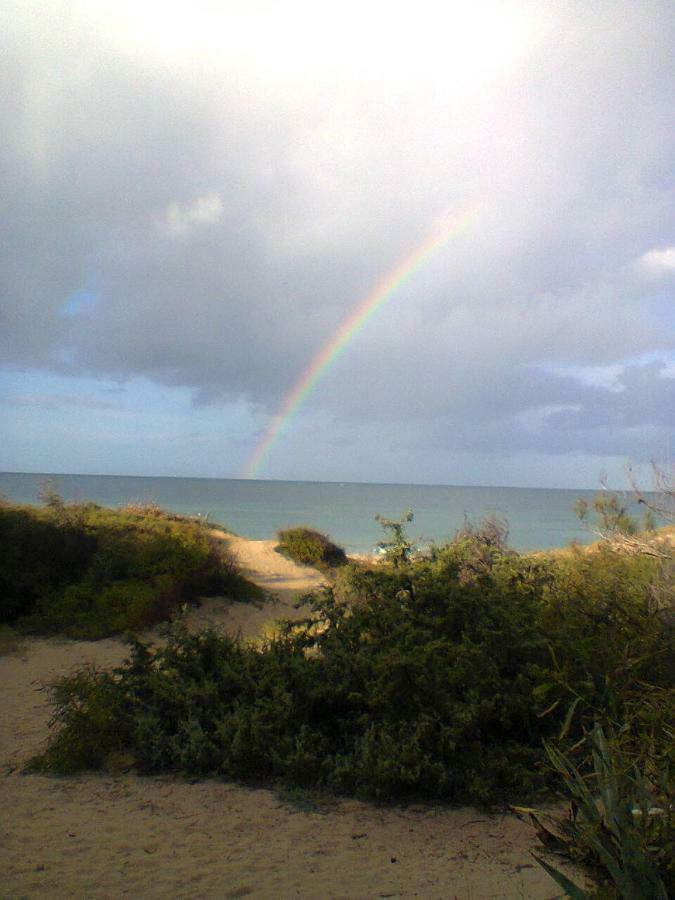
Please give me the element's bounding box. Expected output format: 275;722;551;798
1;0;674;467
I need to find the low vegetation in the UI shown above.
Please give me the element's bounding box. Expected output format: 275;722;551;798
0;491;262;638
525;481;674;898
9;486;673;896
275;526;347;571
527;720;673;899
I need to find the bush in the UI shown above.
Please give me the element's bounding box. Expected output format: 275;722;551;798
0;498;263;638
275;527;347;571
31;520;672;811
0;507;96;622
533;546;672;737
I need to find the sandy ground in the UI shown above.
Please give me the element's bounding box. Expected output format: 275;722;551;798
0;535;584;899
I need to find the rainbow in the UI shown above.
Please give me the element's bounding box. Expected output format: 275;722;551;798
242;207;479;478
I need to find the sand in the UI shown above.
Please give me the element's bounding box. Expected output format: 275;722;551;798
0;534;584;899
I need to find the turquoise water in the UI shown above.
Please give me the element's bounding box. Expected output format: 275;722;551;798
0;471;640;554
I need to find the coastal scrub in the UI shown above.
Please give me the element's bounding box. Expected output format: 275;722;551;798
0;497;262;638
275;526;347;571
30;525;672;806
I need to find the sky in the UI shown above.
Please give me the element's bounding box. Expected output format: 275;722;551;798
1;0;674;488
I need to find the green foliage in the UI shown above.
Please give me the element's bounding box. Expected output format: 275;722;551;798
0;506;96;622
31;521;672;816
530;723;673;899
374;510;415;567
275;527;347;571
575;491;667;543
29;665;129;773
533;546;672;740
0;497;261;638
576;494;641;537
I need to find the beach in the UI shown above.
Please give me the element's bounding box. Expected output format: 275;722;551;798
1;534;585;899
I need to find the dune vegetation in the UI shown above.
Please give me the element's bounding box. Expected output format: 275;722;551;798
2;486;672;896
0;489;263;639
275;526;347;571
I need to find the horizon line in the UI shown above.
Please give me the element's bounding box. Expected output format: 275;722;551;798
0;468;632;493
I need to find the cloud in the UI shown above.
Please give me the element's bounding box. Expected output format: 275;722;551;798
161;193;224;237
1;0;674;481
427;361;675;461
8;393;118;411
637;246;675;277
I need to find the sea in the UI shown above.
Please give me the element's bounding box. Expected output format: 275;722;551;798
0;471;649;555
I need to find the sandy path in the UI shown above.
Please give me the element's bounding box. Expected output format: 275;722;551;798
0;536;583;899
196;534;327;640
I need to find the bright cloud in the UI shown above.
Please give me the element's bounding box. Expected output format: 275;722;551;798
637;246;675;276
103;0;548;95
162;193;224;237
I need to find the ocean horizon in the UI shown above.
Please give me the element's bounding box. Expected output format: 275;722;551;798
0;470;645;555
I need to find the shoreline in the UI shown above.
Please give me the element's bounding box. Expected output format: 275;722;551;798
1;471;643;555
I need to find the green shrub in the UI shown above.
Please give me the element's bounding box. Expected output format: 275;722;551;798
30;520;672;812
0;507;96;622
30;665;129;773
0;499;262;638
533;546;672;736
275;527;347;571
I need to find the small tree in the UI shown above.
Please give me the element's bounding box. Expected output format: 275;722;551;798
628;461;674;526
38;479;66;515
374;510;415;568
575;463;674;623
575;494;641;539
576;462;674;560
38;480;84;528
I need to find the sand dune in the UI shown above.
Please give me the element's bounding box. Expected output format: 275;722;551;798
0;534;584;899
197;534;327;639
